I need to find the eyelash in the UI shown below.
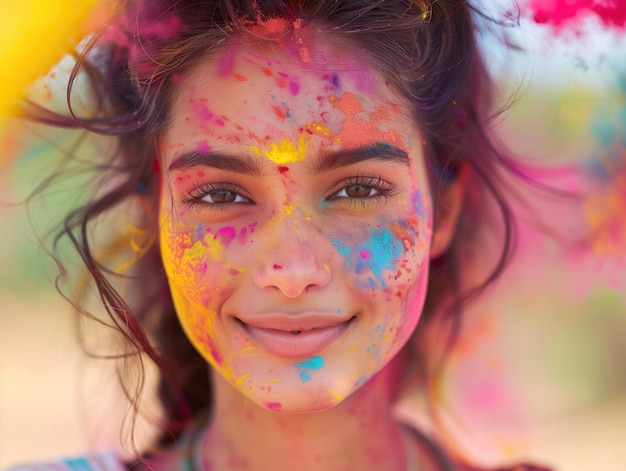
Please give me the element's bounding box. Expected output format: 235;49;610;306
180;182;254;212
180;175;396;212
326;175;396;208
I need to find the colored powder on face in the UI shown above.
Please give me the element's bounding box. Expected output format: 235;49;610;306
412;190;426;217
272;104;287;120
216;227;237;245
305;122;335;141
294;356;324;383
190;233;225;260
278;166;289;174
331;92;363;119
265;402;282;412
389;220;418;252
320;74;341;91
190;99;213;121
332;228;404;288
331;92;403;148
359;249;372;260
528;0;626;29
328;389;343;402
217;42;236;77
196;140;211;153
289;79;300;96
295;356;325;370
264;137;309;164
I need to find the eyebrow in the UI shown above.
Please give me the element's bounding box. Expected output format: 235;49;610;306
313;143;410;173
167;142;409;175
168;151;263;175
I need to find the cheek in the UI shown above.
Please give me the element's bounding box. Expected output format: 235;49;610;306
330;215;430;300
160;219;225;306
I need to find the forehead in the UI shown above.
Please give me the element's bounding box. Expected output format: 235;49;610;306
165;40;414;146
161;42;421;171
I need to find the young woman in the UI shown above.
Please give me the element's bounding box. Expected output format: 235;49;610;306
14;0;553;469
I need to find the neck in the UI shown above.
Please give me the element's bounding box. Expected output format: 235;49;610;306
199;356;410;471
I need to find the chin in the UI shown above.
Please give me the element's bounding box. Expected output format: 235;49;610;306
233;369;358;415
257;388;344;414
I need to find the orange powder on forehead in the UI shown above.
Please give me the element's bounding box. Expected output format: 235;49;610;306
331;92;403;148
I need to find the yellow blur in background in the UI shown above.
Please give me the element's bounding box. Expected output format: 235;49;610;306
0;0;114;119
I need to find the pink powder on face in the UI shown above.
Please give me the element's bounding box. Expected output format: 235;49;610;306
190;99;213;121
265;402;282;412
528;0;626;29
289;78;300;95
196;140;211;153
359;249;372;260
217;42;237;76
189;99;226;127
216;227;237;245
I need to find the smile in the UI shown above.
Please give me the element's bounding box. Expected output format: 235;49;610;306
237;314;356;359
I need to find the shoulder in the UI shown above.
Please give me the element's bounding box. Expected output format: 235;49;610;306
6;451;125;471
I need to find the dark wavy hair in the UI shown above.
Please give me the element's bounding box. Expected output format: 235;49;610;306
24;0;523;458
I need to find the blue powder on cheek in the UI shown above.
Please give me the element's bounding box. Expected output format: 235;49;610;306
356;229;402;288
331;237;352;258
332;229;402;288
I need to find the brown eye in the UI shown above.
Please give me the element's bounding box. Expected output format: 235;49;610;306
200;189;250;204
207;189;237;203
344;184;374;198
332;184;379;199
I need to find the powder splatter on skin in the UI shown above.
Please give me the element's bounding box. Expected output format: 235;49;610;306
189;98;225;127
295;356;325;383
331;92;403;148
332;227;409;288
196;140;211;153
264;136;309;164
264;402;282;412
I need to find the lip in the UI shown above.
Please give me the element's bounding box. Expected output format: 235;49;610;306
237;313;355;359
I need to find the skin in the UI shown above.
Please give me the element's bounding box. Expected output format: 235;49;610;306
158;36;457;470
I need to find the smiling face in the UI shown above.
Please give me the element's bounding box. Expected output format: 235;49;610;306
158;39;435;413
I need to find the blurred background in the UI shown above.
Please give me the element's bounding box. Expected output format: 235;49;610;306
1;1;626;469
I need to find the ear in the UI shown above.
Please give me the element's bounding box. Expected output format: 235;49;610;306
429;167;466;259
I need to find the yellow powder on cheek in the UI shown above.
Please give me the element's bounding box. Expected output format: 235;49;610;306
161;223;236;375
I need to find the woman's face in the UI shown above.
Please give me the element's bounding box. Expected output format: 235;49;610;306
159;40;434;413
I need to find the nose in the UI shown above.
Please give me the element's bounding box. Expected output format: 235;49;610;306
253;232;331;298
